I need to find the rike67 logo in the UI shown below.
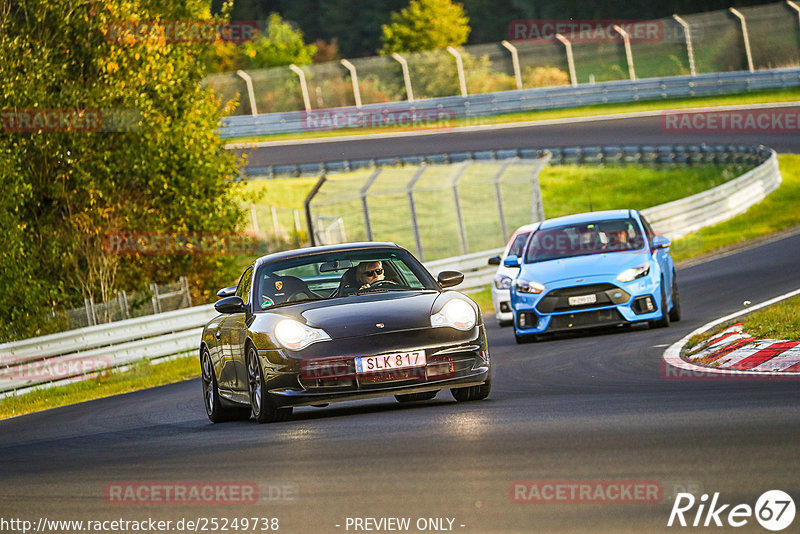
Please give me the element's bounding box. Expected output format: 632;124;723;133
668;490;795;531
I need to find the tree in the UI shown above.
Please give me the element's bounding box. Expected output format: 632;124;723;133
241;13;316;69
379;0;470;55
0;0;246;340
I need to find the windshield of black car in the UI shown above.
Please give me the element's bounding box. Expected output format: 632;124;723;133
253;249;437;311
524;218;645;263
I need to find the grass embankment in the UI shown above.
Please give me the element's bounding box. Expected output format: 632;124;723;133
4;156;799;419
0;355;198;419
225;88;800;145
686;294;800;351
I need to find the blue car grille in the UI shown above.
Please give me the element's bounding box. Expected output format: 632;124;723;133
548;309;626;330
536;283;630;313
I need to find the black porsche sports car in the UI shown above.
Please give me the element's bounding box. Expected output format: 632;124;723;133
200;242;491;423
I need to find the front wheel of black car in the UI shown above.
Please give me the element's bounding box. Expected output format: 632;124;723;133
395;391;438;403
201;348;250;423
669;271;682;322
451;377;491;402
247;345;292;424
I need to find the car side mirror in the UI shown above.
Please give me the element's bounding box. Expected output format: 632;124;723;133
437;270;464;288
216;286;237;298
215;295;246;314
488;255;501;266
652;236;671;249
503;255;521;268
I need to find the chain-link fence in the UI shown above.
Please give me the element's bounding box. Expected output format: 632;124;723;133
305;157;548;262
204;2;800;116
49;277;192;332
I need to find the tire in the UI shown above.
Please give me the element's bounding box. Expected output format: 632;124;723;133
201;348;250;423
247;345;292;423
498;319;513;328
451;376;491;402
515;332;536;344
650;279;670;329
395;391;438;403
669;272;682;322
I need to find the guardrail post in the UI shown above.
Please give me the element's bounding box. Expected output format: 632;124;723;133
729;8;755;72
501;40;523;90
289;64;312;112
304;172;327;247
391;53;415;102
555;33;578;87
613;25;637;81
235;70;259;116
340;59;362;108
450;162;470;254
406;165;428;260
672;15;697;76
360;169;382;241
446;46;468;97
493;159;515;240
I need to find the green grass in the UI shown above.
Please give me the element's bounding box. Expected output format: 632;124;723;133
225;88;800;145
671;155;800;262
0;355;199;420
686;294;800;351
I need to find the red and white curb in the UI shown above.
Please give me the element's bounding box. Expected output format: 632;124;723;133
662;287;800;378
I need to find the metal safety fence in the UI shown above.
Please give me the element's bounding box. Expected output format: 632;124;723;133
206;1;800;118
304;156;550;262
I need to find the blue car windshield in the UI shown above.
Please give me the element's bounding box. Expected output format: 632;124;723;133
524;218;645;263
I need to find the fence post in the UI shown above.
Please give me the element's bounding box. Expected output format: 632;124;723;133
150;283;161;314
391;53;414;101
406;165;429;260
493;159;515;241
84;297;96;326
729;8;755;72
672;15;697;76
118;291;129;320
360;169;383;241
340;59;362;108
293;209;302;235
250;204;260;235
613;25;637;81
450;161;470;254
446;46;468;97
235;70;258;116
180;276;192;308
304;173;328;247
529;153;551;223
271;206;282;236
555;33;578;87
501;40;523;90
289;64;312;112
789;1;800;32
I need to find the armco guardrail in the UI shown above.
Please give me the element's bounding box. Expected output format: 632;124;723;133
220;68;800;139
0;144;780;395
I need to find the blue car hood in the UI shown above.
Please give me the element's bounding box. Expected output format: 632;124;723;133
520;251;650;284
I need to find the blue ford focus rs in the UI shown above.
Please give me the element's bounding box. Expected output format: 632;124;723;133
506;209;681;343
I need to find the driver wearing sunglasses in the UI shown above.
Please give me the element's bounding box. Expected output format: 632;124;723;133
357;260;385;290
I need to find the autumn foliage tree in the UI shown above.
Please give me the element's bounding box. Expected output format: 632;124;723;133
0;0;247;340
379;0;470;55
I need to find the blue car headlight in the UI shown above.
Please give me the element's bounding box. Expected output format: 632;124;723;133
494;274;512;290
516;279;545;294
616;263;651;283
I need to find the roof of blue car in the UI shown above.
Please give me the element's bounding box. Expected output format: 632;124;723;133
539;209;636;229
